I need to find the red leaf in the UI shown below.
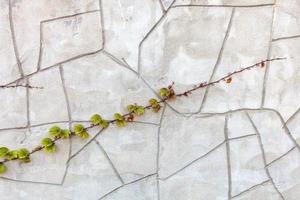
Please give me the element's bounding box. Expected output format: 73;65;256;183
226;77;232;84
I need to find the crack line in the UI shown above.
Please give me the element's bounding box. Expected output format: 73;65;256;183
58;66;72;126
102;50;137;74
67;128;105;164
246;112;285;200
228;133;257;141
171;4;275;9
272;34;300;42
6;49;103;87
0;176;62;186
232;179;270;199
59;164;70;185
275;110;300;150
137;0;176;74
38;49;103;71
8;0;24;77
261;5;276;107
41;10;100;23
36;21;43;71
199;8;235;112
285;107;300;126
158;0;166;13
98;0;105;48
94;140;124;184
159;141;226;181
156;104;167;174
59;65;73;168
225;115;232;199
98;173;157;200
37;10;103;71
21;78;31;144
266;146;296;168
156;103;167;200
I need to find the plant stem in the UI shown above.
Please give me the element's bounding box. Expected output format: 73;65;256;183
0;57;286;164
0;84;43;89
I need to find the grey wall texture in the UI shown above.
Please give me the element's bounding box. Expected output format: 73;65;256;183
1;0;300;199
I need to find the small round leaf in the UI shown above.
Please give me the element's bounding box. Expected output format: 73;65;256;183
6;150;19;160
61;129;71;139
49;126;62;137
18;148;30;159
80;131;89;139
74;124;85;134
0;162;6;174
90;114;102;125
159;88;170;98
41;138;54;147
0;147;9;158
44;145;56;153
149;98;158;105
116;120;126;127
114;113;123;121
99;120;109;129
135;106;145;116
127;105;135;112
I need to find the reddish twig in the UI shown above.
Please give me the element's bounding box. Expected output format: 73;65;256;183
0;84;43;89
0;57;286;165
177;57;286;97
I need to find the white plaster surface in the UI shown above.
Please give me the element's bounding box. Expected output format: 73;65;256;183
1;0;300;199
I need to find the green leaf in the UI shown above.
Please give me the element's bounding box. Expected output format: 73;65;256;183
21;157;31;163
41;138;54;147
49;125;62;137
149;98;158;105
159;88;170;98
90;114;109;129
99;120;109;129
0;162;6;174
114;113;124;121
90;114;102;125
127;105;135;112
80;131;89;139
135;106;145;116
74;124;89;139
61;129;71;139
114;113;126;127
149;98;161;112
152;104;161;112
44;145;56;153
6;150;19;160
116;120;126;127
18;148;30;159
0;147;9;158
74;124;85;135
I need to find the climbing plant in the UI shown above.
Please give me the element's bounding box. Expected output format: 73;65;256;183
0;57;285;174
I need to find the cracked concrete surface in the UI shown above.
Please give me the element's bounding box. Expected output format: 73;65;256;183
1;0;300;199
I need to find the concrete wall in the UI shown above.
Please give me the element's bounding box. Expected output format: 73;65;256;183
1;0;300;199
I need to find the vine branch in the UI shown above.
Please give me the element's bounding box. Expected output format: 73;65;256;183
0;84;43;89
0;57;286;173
